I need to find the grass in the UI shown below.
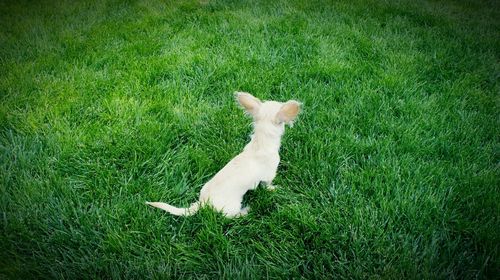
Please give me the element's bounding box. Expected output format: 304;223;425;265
0;0;499;278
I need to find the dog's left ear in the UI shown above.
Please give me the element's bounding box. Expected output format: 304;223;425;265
235;92;262;116
277;100;301;125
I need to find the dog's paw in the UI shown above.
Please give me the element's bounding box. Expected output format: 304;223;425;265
267;185;277;191
240;206;250;216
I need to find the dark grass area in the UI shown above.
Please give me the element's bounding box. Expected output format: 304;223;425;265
1;0;499;278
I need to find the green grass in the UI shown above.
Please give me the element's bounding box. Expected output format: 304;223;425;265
1;0;499;278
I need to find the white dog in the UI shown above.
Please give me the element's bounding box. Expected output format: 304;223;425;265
146;92;301;218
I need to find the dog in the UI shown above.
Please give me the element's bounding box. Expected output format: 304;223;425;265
146;92;301;218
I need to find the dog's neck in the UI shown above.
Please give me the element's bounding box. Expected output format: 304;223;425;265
245;122;283;154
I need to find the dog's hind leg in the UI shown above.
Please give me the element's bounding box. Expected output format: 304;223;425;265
223;204;250;218
226;207;250;218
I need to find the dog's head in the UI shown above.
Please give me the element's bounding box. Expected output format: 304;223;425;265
235;92;301;131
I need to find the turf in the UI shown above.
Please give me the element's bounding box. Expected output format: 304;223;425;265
0;0;499;278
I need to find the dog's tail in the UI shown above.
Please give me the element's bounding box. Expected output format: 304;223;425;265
145;201;200;216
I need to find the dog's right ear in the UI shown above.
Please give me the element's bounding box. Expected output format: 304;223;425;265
235;92;262;116
276;100;301;125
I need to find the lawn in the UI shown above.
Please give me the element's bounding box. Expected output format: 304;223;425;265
1;0;499;278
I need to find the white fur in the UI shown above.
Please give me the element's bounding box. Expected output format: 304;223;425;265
146;92;301;218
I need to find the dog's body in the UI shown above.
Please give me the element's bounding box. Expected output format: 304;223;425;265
146;92;300;218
